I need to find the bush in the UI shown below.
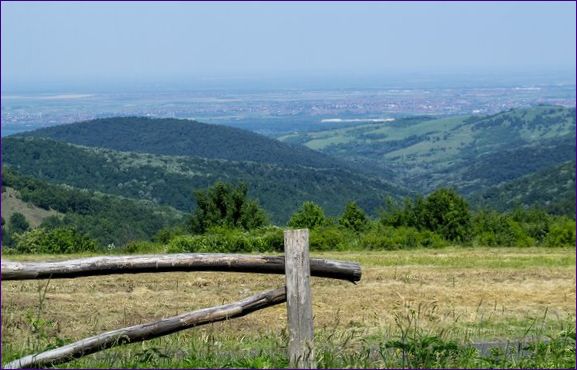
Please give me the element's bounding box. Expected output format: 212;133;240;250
310;226;350;251
360;225;446;250
339;202;368;232
543;217;576;247
472;211;534;247
288;201;326;229
153;226;188;244
166;227;284;253
9;212;30;234
190;182;268;233
510;208;552;243
11;227;98;254
422;188;471;242
381;189;471;242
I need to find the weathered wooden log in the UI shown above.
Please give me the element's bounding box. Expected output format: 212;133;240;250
1;253;361;283
3;286;287;369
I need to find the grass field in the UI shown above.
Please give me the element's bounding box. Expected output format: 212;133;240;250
2;247;575;368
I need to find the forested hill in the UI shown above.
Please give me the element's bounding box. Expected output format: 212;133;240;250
2;137;407;223
2;167;183;246
18;116;346;169
277;105;576;194
472;160;576;217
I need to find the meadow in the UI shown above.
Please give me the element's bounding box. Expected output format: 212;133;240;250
2;247;575;368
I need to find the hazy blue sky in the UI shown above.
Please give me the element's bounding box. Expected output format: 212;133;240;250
1;1;575;90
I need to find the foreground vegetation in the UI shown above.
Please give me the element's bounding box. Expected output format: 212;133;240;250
2;248;575;368
3;179;574;255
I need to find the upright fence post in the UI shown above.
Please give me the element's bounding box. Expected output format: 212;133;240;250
284;228;315;368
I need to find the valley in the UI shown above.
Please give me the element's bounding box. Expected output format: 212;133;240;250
278;105;576;204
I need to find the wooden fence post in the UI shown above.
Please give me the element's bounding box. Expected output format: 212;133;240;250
284;228;315;368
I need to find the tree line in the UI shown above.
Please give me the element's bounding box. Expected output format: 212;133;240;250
3;179;574;255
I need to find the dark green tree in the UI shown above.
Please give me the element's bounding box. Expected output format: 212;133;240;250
190;182;268;233
382;188;471;242
339;201;368;232
288;201;326;229
422;188;471;242
9;212;30;234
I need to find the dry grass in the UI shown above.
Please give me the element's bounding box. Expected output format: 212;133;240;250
2;248;575;350
1;187;62;228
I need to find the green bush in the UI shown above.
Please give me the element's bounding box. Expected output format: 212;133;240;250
190;182;268;233
382;188;471;242
288;201;326;229
310;226;350;251
511;208;552;243
472;211;534;247
543;217;576;247
360;226;446;250
11;227;98;254
422;188;472;242
166;227;284;254
153;226;188;244
339;201;368;232
9;212;30;234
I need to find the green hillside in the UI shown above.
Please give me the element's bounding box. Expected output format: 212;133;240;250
278;105;576;194
472;160;576;217
2;167;183;246
2;186;63;228
19;116;347;170
2;137;406;223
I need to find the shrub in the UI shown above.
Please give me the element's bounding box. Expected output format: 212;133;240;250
310;226;350;251
472;211;534;247
189;182;268;233
510;207;552;243
11;227;98;254
339;202;368;232
9;212;30;234
153;226;188;244
543;217;576;247
288;201;326;229
422;188;471;242
166;227;284;253
360;225;446;250
381;189;471;242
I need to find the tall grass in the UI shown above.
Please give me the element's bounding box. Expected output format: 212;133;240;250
3;300;574;368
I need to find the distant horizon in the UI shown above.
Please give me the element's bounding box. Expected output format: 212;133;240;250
2;1;575;93
3;67;576;94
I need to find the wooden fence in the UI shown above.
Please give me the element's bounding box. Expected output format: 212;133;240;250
1;229;361;369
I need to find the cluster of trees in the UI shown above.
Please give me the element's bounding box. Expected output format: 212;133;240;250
162;185;574;254
2;179;574;255
2;167;182;251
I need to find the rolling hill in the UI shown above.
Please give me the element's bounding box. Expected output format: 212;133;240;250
472;160;576;217
19;116;348;170
2;136;406;223
277;105;576;195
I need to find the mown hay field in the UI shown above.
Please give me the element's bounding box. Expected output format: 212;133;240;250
2;247;575;368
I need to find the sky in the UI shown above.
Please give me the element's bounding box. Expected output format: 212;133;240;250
1;1;575;90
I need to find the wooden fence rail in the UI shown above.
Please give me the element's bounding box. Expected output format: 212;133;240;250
4;287;287;369
1;253;361;283
2;230;361;369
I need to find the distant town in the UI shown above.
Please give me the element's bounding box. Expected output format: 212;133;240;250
2;83;575;137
